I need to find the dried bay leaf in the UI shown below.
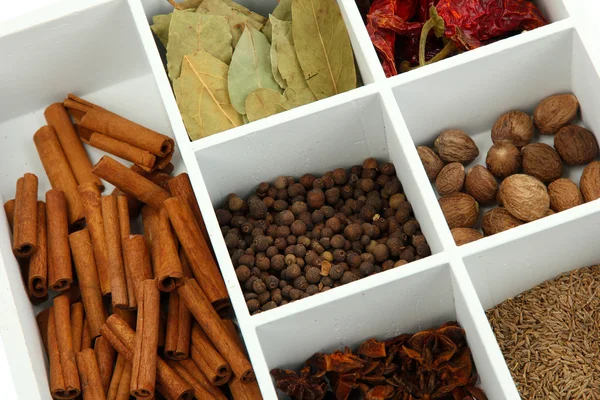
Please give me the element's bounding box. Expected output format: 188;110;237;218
283;87;316;109
292;0;357;100
269;16;292;89
220;0;267;25
167;10;232;80
262;0;293;42
197;0;264;47
245;89;286;122
174;51;243;140
151;14;172;48
228;26;281;115
167;0;204;10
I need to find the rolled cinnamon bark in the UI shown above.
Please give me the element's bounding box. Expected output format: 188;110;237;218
100;315;193;400
101;195;128;308
167;173;210;247
164;196;229;313
86;132;157;171
92;156;170;209
37;308;51;354
190;323;231;386
116;361;132;400
223;319;245;352
33;125;84;226
160;163;175;174
131;279;160;398
71;302;85;353
64;94;174;158
76;348;106;400
117;196;136;309
29;201;48;298
113;308;137;330
154;208;183;292
107;354;124;400
228;374;263;400
112;188;141;217
13;173;38;257
4;199;15;231
164;291;192;360
48;307;81;399
178;279;254;383
79;182;110;295
54;295;82;398
45;103;102;190
141;206;157;250
122;235;153;304
46;189;73;292
168;359;227;400
82;320;92;350
69;229;107;339
95;336;116;394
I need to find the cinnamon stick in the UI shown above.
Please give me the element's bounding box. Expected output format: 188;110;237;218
54;294;82;398
107;354;125;400
82;320;92;350
69;229;107;339
164;290;192;360
164;196;230;313
48;307;81;399
178;278;254;383
46;189;73;291
228;374;263;400
4;199;15;231
71;302;85;353
101;195;128;308
13;173;38;257
190;323;231;386
33;125;84;225
112;188;141;217
141;206;157;250
76;348;106;400
92;156;170;209
100;315;193;400
64;94;174;158
154;208;183;292
116;361;132;400
28;201;48;298
167;173;210;247
122;235;153;305
168;359;227;400
37;308;51;354
45;102;102;190
79;182;110;295
131;279;160;398
160;162;175;174
86;132;157;171
95;336;116;394
117;196;136;309
113;308;137;330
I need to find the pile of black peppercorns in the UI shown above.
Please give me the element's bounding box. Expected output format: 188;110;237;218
215;158;431;314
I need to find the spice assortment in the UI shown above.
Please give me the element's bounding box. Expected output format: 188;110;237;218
5;97;261;399
487;265;600;399
271;322;487;400
216;158;431;314
360;0;548;77
416;93;600;245
151;0;357;141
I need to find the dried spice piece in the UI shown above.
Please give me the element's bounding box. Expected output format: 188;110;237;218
269;16;291;89
245;89;286;123
487;265;600;399
262;0;293;41
196;0;265;47
271;322;485;400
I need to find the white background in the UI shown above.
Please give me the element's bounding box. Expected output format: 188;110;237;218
0;0;599;399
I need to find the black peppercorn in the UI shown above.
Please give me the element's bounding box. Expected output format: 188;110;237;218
288;183;306;198
238;254;255;268
320;206;335;219
245;276;259;291
286;235;297;245
289;288;303;300
253;235;270;252
257;291;271;305
305;267;321;284
290;201;308;216
325;217;342;233
320;276;334;287
285;254;297;266
358;262;375;277
332;249;346;263
265;275;280;290
373;244;389;262
395;202;412;224
332;168;348;185
290;220;307;236
311;209;325;224
307;189;325;209
399;248;415;262
286;264;302;280
416;243;431;257
293;244;307;258
319;237;331;250
305;285;319;296
293;276;309;291
325;188;340;205
274;176;288;190
330;234;346;249
274;237;288;251
253;279;267;294
329;264;344;280
412;234;426;247
262;301;277;311
236;265;251;282
215;209;233;226
403;219;420;236
360;205;377;221
255;254;270;271
343;223;362;241
271;289;283;305
340;271;359;285
247;299;260;312
279;279;288;289
248;199;267;220
281;285;293;299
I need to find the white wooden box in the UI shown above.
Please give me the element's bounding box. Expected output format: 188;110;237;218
0;0;598;399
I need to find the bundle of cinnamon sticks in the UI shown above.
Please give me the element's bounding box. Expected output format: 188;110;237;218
4;95;262;400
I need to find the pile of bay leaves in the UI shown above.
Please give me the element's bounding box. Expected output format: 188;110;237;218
151;0;357;141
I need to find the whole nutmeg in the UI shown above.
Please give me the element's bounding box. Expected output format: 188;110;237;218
491;110;534;148
481;207;523;236
534;93;579;135
521;143;562;183
486;141;521;179
497;174;549;222
464;165;497;205
438;192;479;229
434;129;479;164
548;178;583;212
580;161;600;202
554;125;599;165
417;146;444;180
451;228;483;246
435;162;465;196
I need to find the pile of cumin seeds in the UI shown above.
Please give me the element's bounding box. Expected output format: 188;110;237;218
486;265;600;400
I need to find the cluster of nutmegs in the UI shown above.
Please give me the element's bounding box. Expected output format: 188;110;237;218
418;93;600;245
215;158;431;314
270;322;487;400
